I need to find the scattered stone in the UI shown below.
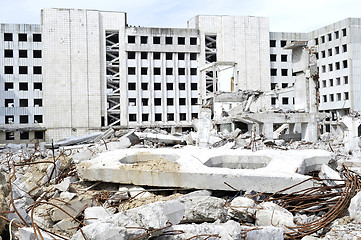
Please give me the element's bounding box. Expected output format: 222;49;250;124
180;196;227;223
255;202;296;231
53;217;79;235
0;172;9;233
84;206;113;225
245;226;284;240
227;196;257;223
348;191;361;222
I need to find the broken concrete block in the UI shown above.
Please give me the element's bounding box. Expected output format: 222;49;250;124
53;217;79;235
301;236;321;240
246;226;284;240
319;164;342;188
135;132;185;146
18;227;55;240
348;192;361;222
60;191;77;200
228;196;257;223
8;197;34;225
0;172;9;233
180;196;227;223
54;176;77;192
72;222;144;240
128;186;153;198
154;220;243;240
256;202;295;231
50;193;98;222
99;131;140;151
73;200;185;239
44;132;104;148
84;206;113;225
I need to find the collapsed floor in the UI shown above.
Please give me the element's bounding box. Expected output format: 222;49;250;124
1;128;361;240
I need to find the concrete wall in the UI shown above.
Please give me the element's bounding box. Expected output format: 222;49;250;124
269;32;308;111
0;24;44;144
42;9;126;141
188;15;271;110
308;18;352;112
123;27;200;127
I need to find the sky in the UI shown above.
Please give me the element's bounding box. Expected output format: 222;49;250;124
0;0;361;32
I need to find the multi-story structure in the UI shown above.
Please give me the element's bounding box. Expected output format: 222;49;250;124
0;24;44;143
0;8;361;143
309;19;361;135
269;32;308;110
41;9;271;141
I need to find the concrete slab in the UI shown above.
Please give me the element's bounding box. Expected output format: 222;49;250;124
77;147;331;194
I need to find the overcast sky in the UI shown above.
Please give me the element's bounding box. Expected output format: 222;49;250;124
0;0;360;32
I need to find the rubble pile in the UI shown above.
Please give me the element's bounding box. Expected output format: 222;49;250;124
0;128;361;240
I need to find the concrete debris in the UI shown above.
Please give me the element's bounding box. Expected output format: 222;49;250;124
256;202;296;231
44;132;104;148
2;126;361;240
348;191;361;222
227;196;257;223
179;196;227;223
0;172;9;233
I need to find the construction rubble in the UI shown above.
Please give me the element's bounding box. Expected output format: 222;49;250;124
0;126;360;240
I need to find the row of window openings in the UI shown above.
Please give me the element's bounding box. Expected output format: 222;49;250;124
4;99;42;107
271;82;292;89
5;115;43;124
3;33;41;42
322;92;349;102
5;131;44;140
321;76;348;87
270;40;288;48
128;67;197;76
129;97;198;106
314;28;347;45
4;82;42;91
4;66;42;74
128;52;197;61
271;97;292;105
321;60;348;73
270;69;292;76
128;82;198;91
129;113;198;122
4;49;42;58
316;45;347;59
128;36;197;45
270;54;288;62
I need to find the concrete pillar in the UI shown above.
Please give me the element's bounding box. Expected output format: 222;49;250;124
341;116;361;151
289;123;296;134
301;118;318;142
263;122;273;140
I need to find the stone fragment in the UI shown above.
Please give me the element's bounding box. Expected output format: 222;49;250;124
153;220;242;240
73;200;185;240
18;227;55;240
245;226;284;240
180;196;227;223
53;217;79;235
0;172;9;233
8;197;34;225
84;206;113;225
348;192;361;222
256;202;295;231
50;193;97;221
228;196;257;223
318;164;342;188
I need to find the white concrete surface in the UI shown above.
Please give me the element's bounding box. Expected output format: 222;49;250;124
77;147;331;193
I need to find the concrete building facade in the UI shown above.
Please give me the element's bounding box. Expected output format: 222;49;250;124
1;8;361;143
0;24;44;143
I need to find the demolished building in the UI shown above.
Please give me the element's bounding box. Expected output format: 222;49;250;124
0;9;360;145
